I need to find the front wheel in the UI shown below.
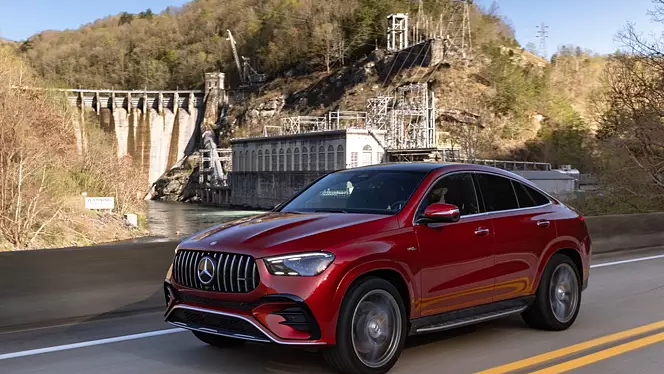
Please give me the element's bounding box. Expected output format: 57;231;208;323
522;253;581;331
323;277;407;374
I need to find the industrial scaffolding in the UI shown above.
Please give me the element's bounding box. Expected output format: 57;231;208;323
391;83;436;150
366;97;392;131
280;116;328;134
264;83;437;153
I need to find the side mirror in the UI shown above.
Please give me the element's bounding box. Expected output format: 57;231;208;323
417;203;461;224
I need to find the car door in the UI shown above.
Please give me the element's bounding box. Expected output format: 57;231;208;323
474;173;558;303
414;172;496;317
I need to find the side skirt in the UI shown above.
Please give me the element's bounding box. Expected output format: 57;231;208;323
409;296;535;335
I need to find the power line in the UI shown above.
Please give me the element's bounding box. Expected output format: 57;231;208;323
536;23;549;59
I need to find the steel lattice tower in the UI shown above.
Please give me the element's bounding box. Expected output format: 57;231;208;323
536;23;549;59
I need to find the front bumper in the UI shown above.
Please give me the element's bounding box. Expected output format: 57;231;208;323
164;281;326;345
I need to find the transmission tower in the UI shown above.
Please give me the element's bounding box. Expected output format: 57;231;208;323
447;0;473;57
414;0;425;44
536;23;549;59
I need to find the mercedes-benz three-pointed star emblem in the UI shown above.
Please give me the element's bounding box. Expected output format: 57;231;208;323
197;256;216;285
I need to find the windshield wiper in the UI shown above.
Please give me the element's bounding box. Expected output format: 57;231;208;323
313;209;348;213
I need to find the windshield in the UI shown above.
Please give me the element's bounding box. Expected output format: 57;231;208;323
279;170;428;215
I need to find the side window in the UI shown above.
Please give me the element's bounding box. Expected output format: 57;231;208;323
475;173;519;212
523;183;550;206
419;173;480;216
513;181;536;208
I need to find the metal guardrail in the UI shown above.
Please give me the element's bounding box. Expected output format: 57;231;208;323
455;159;552;171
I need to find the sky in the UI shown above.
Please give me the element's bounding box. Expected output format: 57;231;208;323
477;0;664;58
0;0;189;41
0;0;662;58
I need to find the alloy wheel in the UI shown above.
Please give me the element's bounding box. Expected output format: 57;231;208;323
350;289;402;369
549;263;579;323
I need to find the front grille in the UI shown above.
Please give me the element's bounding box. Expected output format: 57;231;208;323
168;308;265;339
172;250;260;293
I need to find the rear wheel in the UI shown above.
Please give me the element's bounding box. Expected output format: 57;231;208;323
323;277;407;374
522;253;581;331
192;331;246;348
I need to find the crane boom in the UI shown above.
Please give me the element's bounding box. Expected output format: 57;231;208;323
226;30;244;84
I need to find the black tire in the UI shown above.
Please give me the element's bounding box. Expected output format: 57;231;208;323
522;253;581;331
192;331;246;348
323;277;407;374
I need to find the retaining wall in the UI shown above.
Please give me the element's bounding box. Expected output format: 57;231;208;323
230;171;325;209
0;213;662;331
585;212;664;253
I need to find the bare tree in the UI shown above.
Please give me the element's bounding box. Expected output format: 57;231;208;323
599;20;664;192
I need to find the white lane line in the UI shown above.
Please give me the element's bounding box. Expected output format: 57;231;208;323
591;254;664;269
0;328;185;361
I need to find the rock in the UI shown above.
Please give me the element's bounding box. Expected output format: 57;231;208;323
243;95;286;129
151;153;202;203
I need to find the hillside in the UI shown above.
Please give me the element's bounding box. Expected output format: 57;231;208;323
0;46;147;250
18;0;516;90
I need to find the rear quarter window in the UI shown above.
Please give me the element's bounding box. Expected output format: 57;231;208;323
475;173;519;212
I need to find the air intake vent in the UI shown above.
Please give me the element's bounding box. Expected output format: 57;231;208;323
172;250;260;293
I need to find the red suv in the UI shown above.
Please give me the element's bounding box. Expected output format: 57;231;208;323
164;163;591;374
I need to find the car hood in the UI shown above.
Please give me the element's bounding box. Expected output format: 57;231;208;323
178;211;397;258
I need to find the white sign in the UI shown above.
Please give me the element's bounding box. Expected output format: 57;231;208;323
85;197;115;210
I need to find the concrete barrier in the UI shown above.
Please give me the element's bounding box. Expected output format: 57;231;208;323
585;212;664;253
0;212;663;331
0;240;179;331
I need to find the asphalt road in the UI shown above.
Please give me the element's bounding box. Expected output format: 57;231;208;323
2;247;664;374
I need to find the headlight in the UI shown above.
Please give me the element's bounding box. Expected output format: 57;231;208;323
264;252;335;276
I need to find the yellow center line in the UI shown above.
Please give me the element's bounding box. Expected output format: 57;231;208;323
530;331;664;374
474;320;664;374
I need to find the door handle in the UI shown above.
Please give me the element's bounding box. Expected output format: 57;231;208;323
536;220;551;228
474;227;490;236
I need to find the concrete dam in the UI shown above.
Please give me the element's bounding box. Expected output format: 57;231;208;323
64;73;226;186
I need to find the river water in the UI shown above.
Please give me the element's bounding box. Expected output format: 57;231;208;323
145;201;264;240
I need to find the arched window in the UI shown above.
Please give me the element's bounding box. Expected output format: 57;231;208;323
286;148;292;171
263;149;270;171
251;150;256;171
279;149;285;171
238;151;244;172
302;147;309;171
294;148;301;171
271;149;277;171
310;148;317;171
327;145;335;170
232;151;238;171
318;146;325;171
245;151;250;171
336;145;345;169
362;144;372;166
258;150;263;172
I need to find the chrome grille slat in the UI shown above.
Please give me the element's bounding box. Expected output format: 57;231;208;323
173;252;180;284
180;251;186;286
188;251;195;288
223;255;230;292
189;251;196;289
184;251;192;287
252;262;258;289
178;252;184;284
244;258;250;293
193;252;202;289
236;256;244;293
229;255;237;292
212;253;220;292
216;253;223;292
